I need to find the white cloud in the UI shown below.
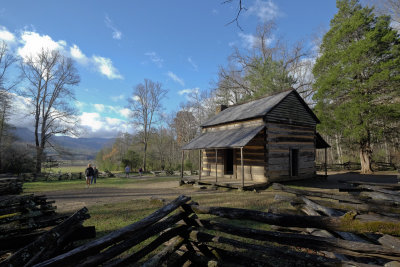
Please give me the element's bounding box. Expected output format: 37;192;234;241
75;101;86;109
92;55;123;80
111;94;125;102
144;52;163;68
12;29;122;80
70;44;89;64
0;26;15;43
119;108;131;118
132;95;140;101
238;32;273;49
79;112;131;138
167;71;184;86
106;117;122;126
17;31;66;60
9;93;33;129
93;103;105;112
178;88;199;95
105;15;122;40
247;0;279;22
187;57;198;71
80;112;104;131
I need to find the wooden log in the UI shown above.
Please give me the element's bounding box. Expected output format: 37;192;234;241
378;235;400;250
0;210;55;225
0;215;68;237
141;236;186;267
2;207;90;267
34;195;191;267
299;197;370;244
103;225;190;267
338;180;400;190
198;220;400;260
272;183;363;204
306;198;400;216
203;246;272;266
360;191;400;204
300;196;344;216
76;213;189;267
189;204;344;232
189;230;343;265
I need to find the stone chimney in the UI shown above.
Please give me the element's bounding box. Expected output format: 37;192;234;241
215;104;228;114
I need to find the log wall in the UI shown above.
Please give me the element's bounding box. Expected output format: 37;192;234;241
202;118;264;132
201;130;267;182
266;122;316;182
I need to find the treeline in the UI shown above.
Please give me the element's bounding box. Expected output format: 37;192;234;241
99;0;400;174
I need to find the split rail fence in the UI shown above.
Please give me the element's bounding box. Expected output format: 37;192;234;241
2;178;400;266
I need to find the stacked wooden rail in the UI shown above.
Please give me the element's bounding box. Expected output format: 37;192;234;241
12;193;399;266
0;177;23;195
0;194;94;266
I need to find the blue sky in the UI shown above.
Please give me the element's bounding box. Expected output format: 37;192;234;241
0;0;338;138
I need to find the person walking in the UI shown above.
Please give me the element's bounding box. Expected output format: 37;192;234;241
85;163;94;188
139;167;143;177
92;166;99;185
125;165;130;178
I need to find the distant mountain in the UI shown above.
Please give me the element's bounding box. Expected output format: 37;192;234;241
11;127;115;160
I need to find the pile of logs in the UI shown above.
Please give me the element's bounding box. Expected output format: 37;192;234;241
0;194;95;265
0;177;23;195
9;191;398;266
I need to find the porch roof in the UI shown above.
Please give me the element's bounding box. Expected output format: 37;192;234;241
182;125;265;150
316;132;330;149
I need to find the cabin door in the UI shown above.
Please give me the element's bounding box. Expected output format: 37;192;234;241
290;149;299;176
225;149;234;175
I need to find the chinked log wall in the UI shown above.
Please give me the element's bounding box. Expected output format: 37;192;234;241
266;122;316;181
201;119;267;182
201;124;316;183
265;92;317;182
201;137;266;182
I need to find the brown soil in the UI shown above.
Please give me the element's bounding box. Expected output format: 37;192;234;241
44;171;398;213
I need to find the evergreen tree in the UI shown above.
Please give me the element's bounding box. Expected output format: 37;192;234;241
313;0;400;173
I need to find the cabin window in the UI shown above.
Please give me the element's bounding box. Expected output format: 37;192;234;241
290;149;299;176
224;149;234;175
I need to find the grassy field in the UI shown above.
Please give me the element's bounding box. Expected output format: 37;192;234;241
22;173;400;264
23;176;181;193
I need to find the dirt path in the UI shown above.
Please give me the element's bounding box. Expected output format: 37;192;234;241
45;180;219;212
44;172;398;213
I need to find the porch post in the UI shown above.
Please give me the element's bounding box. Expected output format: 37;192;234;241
324;147;328;176
215;149;218;183
241;147;244;187
181;150;184;179
199;149;202;181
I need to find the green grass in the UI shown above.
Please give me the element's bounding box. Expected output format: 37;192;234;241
23;176;180;193
84;198;165;237
44;165;87;173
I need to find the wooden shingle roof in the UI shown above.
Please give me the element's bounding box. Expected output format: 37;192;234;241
182;125;264;150
201;89;319;127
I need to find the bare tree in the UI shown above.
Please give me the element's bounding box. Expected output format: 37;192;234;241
215;22;314;104
20;49;80;174
365;0;400;30
0;41;17;171
128;79;167;172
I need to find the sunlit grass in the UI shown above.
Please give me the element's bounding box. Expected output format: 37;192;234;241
23;176;180;193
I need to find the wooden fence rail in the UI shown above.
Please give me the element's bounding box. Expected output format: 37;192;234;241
1;185;400;266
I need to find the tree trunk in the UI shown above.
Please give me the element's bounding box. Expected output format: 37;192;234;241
35;146;44;174
360;143;373;174
143;141;147;172
335;134;342;164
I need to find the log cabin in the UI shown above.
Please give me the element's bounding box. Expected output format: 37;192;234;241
182;89;330;186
